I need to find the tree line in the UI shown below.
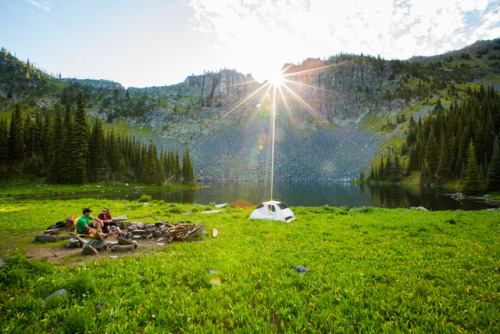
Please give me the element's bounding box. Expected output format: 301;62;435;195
0;92;195;185
364;85;500;195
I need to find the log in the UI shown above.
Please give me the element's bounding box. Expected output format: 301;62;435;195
44;227;65;235
111;215;128;222
70;232;86;245
212;228;218;238
111;245;135;253
82;245;98;256
35;235;59;243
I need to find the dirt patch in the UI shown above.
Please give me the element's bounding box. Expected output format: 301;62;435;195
25;235;172;265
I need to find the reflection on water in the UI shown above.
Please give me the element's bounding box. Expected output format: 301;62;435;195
22;182;497;211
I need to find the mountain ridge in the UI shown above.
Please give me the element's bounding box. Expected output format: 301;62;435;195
1;39;499;182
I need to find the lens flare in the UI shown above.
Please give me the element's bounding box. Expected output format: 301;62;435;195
268;69;285;88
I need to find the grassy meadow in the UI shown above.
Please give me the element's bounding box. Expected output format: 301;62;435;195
0;197;499;333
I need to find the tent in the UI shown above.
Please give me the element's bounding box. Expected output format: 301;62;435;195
249;200;296;222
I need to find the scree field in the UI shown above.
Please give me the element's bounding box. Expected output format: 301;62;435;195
0;198;498;333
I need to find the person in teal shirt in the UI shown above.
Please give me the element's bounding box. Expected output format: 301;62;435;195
76;208;104;237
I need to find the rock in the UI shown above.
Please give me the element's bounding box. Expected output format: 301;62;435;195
145;225;157;232
66;238;82;248
294;265;310;275
119;222;145;230
201;209;225;214
111;245;135;253
156;243;166;246
93;233;104;241
118;238;138;248
153;230;163;238
82;239;107;253
214;203;228;208
133;235;142;240
82;245;99;256
35;235;59;243
207;270;219;274
155;222;164;227
409;206;428;211
127;226;136;232
87;239;108;251
43;289;68;302
131;229;149;236
95;301;107;311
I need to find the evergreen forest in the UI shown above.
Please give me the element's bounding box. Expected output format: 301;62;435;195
0;92;195;185
365;85;500;195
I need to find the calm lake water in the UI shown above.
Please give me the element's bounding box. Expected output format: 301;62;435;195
23;182;498;211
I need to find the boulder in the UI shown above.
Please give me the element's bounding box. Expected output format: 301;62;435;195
153;230;163;238
66;238;82;248
83;239;108;252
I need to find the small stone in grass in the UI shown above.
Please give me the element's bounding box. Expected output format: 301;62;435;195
294;266;310;275
43;289;68;302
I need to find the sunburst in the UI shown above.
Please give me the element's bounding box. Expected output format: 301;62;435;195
215;60;349;199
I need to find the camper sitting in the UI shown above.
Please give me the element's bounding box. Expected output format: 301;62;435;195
76;208;104;238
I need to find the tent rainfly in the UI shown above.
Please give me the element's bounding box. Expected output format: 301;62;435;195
249;200;296;222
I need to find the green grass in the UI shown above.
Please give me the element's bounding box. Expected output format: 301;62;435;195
0;179;195;198
0;199;499;332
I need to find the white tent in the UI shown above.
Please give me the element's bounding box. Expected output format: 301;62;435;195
249;200;296;222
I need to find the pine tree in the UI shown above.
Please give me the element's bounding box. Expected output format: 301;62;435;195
46;105;62;183
7;104;25;169
436;136;450;183
0;120;8;169
57;97;75;183
424;128;439;179
390;154;402;182
460;140;482;195
143;141;158;184
420;160;432;185
72;93;89;183
182;147;194;184
486;138;500;192
88;119;106;181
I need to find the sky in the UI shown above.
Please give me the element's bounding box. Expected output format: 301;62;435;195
0;0;499;88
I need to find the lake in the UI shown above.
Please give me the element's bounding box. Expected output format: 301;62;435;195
22;182;498;211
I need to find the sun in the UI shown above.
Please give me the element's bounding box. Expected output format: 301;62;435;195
267;69;285;88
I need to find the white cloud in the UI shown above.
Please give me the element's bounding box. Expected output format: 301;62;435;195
24;0;51;12
187;0;500;78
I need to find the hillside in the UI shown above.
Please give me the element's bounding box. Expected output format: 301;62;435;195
1;39;499;182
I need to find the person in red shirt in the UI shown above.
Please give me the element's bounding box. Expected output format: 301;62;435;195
97;208;124;237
